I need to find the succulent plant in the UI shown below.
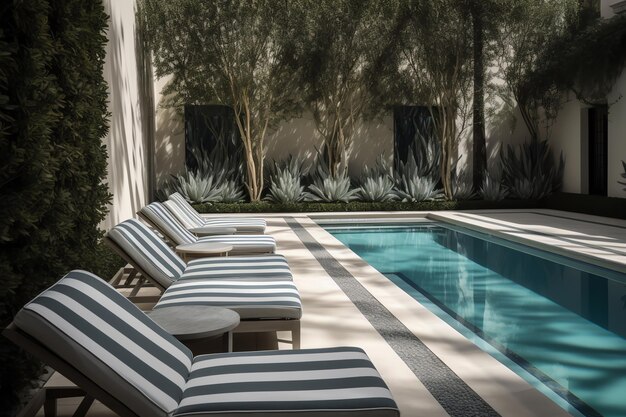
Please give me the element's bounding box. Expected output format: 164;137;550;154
500;137;564;200
265;155;307;203
480;169;508;201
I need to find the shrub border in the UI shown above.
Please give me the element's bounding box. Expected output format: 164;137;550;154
194;199;542;213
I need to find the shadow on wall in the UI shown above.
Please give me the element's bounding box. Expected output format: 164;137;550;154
154;89;185;188
349;116;393;177
485;100;531;167
102;0;150;230
266;116;321;169
265;113;394;177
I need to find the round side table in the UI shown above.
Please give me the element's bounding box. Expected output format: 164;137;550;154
147;306;240;353
189;226;237;236
176;242;233;262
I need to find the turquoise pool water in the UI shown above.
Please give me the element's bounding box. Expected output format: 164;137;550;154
328;224;626;417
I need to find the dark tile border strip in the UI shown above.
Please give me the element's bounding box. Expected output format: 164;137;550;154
389;271;602;417
286;217;501;417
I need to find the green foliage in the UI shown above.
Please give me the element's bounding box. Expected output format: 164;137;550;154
480;169;508;201
284;0;400;175
358;176;398;202
305;151;360;202
528;13;626;105
193;199;542;214
141;0;303;201
357;157;397;202
452;172;476;201
501;138;564;199
494;0;580;139
0;0;110;412
157;147;246;203
160;171;224;204
266;156;307;203
394;152;443;202
218;180;246;203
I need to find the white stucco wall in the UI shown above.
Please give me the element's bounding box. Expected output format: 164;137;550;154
102;0;151;230
547;96;584;193
154;76;185;186
153;106;394;185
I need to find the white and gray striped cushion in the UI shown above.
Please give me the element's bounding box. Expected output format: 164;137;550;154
168;192;267;233
141;202;197;245
106;219;186;289
198;235;276;254
14;270;193;417
175;347;399;417
154;280;302;319
202;218;266;234
168;192;207;228
181;255;293;281
143;201;275;254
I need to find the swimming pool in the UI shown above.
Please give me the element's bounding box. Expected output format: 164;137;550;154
327;223;626;417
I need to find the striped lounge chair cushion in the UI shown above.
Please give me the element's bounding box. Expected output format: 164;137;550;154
106;219;185;288
181;255;293;281
14;270;193;417
175;347;399;417
168;192;266;233
141;202;198;245
167;193;207;228
154;280;302;319
198;235;276;254
202;218;266;234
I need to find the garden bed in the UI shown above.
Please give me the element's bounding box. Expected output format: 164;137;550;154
193;199;542;213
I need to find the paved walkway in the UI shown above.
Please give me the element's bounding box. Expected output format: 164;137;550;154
36;208;626;417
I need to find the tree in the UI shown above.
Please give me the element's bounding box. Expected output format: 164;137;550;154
464;0;512;191
386;0;474;198
494;0;580;141
287;0;399;177
141;0;302;201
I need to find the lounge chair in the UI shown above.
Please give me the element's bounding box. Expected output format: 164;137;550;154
105;219;301;347
4;270;400;417
167;192;266;234
140;202;275;255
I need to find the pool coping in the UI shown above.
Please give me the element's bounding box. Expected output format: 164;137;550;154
201;209;626;417
286;215;576;417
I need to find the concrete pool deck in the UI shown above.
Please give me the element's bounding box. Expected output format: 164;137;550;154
33;209;626;417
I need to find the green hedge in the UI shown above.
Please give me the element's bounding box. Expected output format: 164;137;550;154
0;1;110;414
194;199;542;213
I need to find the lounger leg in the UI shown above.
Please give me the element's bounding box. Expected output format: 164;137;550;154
292;323;301;350
43;387;87;417
72;395;94;417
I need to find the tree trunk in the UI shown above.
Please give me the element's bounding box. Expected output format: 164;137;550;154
471;3;486;192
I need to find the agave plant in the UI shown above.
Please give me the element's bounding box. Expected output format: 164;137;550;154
452;171;475;200
306;175;360;202
218;179;245;203
357;156;397;202
393;152;443;202
394;176;442;202
304;148;360;203
158;171;224;204
265;156;306;203
501;137;564;200
358;176;397;202
480;169;508;201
